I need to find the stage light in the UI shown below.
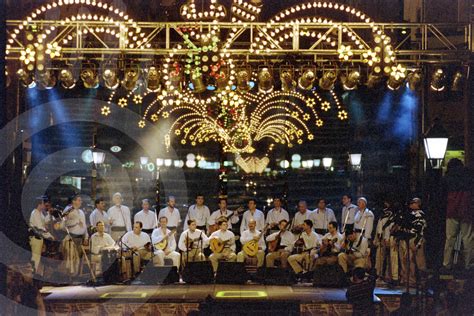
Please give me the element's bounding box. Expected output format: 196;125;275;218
342;70;360;90
191;75;206;93
146;66;161;92
59;68;76;89
423;118;448;169
17;69;36;88
298;69;315;90
92;151;105;164
80;65;99;89
102;67;119;90
236;69;251;92
258;67;274;93
366;72;382;89
36;70;57;89
322;157;332;170
387;64;406;91
140;156;149;165
280;70;296;91
319;71;336;90
430;68;446;92
406;71;421;90
451;70;463;92
122;66;140;91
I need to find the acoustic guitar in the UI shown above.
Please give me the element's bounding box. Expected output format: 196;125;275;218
267;221;289;252
207;207;245;235
209;236;239;253
154;228;177;250
242;224;270;257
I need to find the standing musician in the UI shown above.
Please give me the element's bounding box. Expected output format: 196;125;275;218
265;197;289;233
158;196;181;230
240;199;265;234
288;220;321;276
354;197;374;240
29;197;53;273
266;219;295;269
341;194;357;233
89;221;116;275
183;194;211;232
121;221;152;275
237;219;266;267
178;219;209;267
90;197;110;234
315;221;343;267
209;219;237;272
134;199;157;235
310;198;337;236
208;198;240;233
107;192;132;241
152;217;180;268
290;200;313;233
338;228;369;273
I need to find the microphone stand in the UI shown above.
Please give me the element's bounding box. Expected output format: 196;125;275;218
117;233;139;282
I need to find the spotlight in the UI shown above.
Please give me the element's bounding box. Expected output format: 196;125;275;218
280;69;296;91
80;65;99;89
16;69;36;88
36;70;57;89
366;72;382;89
258;67;273;93
430;68;446;92
387;65;406;91
59;68;76;89
451;70;463;92
341;70;360;90
298;69;315;90
122;66;140;91
406;71;421;90
319;70;337;90
191;75;206;93
102;67;119;90
236;69;251;92
146;66;161;92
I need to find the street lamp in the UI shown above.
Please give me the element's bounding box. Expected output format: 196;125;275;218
91;150;105;200
140;156;149;165
322;157;332;170
92;151;106;165
423;119;449;169
349;153;362;170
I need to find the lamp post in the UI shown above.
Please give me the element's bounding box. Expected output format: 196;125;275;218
91;150;105;200
423;119;449;169
322;157;332;171
349;152;362;196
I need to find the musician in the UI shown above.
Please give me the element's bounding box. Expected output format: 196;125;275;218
354;197;374;240
266;219;295;269
208;198;239;232
265;197;289;231
89;197;110;234
337;229;369;273
158;196;181;229
240;198;265;234
90;221;116;274
121;221;153;274
310;198;337;236
183;193;211;232
315;221;343;267
341;194;357;232
107;192;132;241
237;219;266;267
178;219;209;266
152;216;180;268
134;199;157;235
288;220;321;276
29;197;52;272
209;219;237;272
290;200;312;232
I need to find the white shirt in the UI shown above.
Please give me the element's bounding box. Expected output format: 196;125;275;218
265;208;289;226
295;230;321;250
89;208;110;233
90;232;116;254
341;203;357;228
64;208;87;236
210;230;236;252
376;214;392;241
354;208;374;239
266;230;295;252
240;229;266;251
292;210;312;228
209;209;239;229
322;231;344;253
344;234;369;258
158;206;181;227
107;205;132;232
183;204;210;229
240;209;265;234
310;208;337;231
178;229;209;251
122;231;151;250
29;208;48;231
151;227;177;252
134;210;157;230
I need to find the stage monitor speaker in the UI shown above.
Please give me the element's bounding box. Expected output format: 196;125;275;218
263;267;294;285
313;264;347;287
215;262;248;284
137;265;179;285
102;256;121;284
182;261;214;284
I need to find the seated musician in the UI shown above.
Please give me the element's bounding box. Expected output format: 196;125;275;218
208;198;239;234
151;216;180;268
338;228;369;274
237;219;266;267
288;220;321;276
178;219;209;267
266;219;295;269
209;218;237;272
315;221;343;267
121;221;153;275
90;221;116;274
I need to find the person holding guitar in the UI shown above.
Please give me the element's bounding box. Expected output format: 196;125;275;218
265;219;295;269
315;221;343;268
208;198;241;235
288;220;321;276
338;228;369;273
152;217;180;268
237;219;267;267
209;218;237;272
178;219;209;267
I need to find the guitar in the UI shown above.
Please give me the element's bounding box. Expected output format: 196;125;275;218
154;228;177;250
267;221;289;252
242;224;270;257
209;236;238;253
207;207;244;235
319;237;339;256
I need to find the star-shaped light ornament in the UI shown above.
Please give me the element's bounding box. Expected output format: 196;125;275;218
101;106;111;116
321;101;331;111
338;110;348;120
118;98;128;108
133;94;143;104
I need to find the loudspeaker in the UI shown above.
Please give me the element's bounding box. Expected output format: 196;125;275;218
215;262;248;284
102;252;121;284
182;261;214;284
313;264;347;287
137;265;179;285
264;268;294;285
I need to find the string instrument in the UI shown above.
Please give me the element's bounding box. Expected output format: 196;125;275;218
242;224;270;257
268;221;289;252
209;236;238;253
319;237;339;256
207;207;244;235
340;240;355;254
154;229;177;250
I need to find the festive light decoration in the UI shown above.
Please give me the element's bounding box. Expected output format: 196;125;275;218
101;106;111;116
235;155;270;173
